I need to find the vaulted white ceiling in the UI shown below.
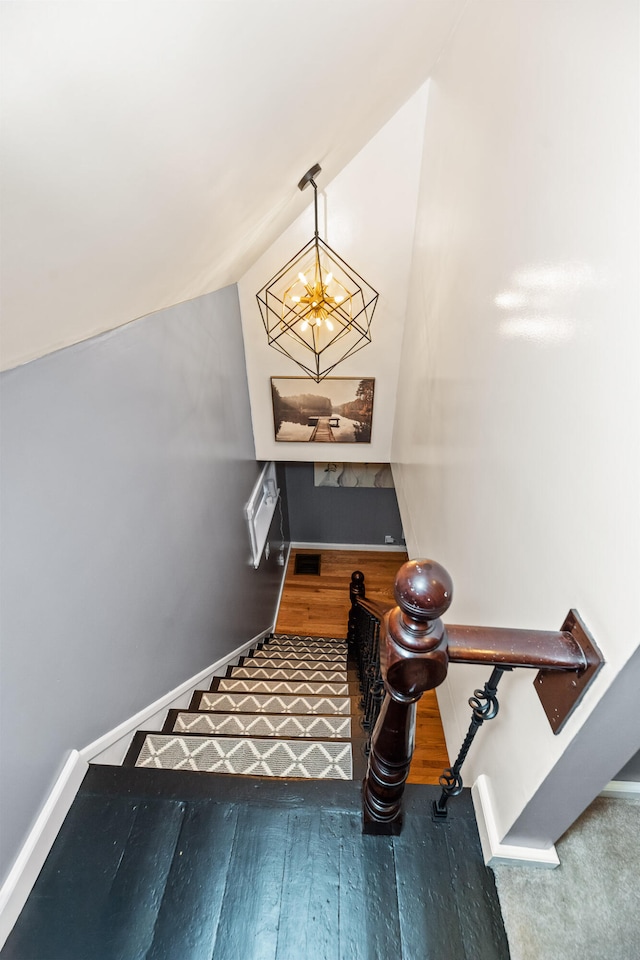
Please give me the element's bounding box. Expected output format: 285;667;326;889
0;1;464;370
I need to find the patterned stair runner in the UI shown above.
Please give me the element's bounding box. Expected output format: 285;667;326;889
127;634;361;781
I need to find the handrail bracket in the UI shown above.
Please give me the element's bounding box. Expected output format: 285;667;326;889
534;608;604;734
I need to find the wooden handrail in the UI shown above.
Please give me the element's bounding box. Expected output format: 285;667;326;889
357;596;394;621
446;624;587;670
362;559;604;834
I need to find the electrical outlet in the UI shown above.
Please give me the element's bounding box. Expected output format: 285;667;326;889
384;535;395;544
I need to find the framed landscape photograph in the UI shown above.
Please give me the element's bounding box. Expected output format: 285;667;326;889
271;377;375;443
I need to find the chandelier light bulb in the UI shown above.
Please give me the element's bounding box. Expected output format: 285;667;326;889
298;272;307;284
326;319;334;331
324;272;333;286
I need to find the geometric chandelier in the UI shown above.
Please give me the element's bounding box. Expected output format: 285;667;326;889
256;164;379;382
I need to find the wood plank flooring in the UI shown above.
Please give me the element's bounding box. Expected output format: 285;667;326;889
276;548;450;785
1;768;510;960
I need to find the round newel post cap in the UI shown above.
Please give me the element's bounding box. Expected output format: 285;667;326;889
350;569;365;602
394;560;453;622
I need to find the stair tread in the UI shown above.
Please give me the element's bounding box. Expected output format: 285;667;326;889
132;731;353;780
262;643;347;651
167;710;352;739
212;677;354;696
195;690;356;716
242;655;348;668
229;665;348;682
271;634;347;643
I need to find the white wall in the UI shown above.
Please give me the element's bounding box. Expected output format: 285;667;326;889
393;0;640;848
238;85;429;462
1;2;462;372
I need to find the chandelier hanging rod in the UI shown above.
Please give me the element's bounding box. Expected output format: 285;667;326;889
297;163;322;238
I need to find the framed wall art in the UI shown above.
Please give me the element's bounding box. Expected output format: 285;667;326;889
313;463;394;487
271;377;375;443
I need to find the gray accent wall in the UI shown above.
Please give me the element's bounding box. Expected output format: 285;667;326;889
285;462;403;545
615;749;640;783
0;285;287;883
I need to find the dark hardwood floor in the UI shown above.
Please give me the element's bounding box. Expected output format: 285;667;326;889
2;767;510;960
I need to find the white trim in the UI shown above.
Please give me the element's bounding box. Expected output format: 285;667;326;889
471;775;560;869
80;628;272;765
0;625;274;945
290;541;407;552
599;779;640;800
271;542;293;632
0;751;89;949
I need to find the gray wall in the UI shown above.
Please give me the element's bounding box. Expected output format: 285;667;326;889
285;462;403;545
615;749;640;783
0;285;287;883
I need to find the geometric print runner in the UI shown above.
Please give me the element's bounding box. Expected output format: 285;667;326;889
264;640;347;650
216;678;350;696
229;666;347;683
263;640;347;653
251;649;347;663
242;656;347;670
270;634;347;644
172;711;351;739
136;733;353;780
198;691;352;715
127;632;359;783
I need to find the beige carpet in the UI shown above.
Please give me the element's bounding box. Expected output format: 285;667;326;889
493;797;640;960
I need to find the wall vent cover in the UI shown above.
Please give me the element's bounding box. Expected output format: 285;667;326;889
294;553;321;576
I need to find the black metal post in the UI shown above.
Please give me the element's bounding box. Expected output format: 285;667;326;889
432;665;512;819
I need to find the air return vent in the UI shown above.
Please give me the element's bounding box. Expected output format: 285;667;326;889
294;553;321;576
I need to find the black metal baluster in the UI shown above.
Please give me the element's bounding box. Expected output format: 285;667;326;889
432;665;512;819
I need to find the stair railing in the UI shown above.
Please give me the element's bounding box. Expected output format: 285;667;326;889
347;571;393;750
359;559;604;835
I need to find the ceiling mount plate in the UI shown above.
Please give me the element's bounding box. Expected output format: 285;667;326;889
298;163;322;191
534;609;604;735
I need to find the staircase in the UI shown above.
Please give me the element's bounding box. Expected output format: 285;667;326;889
2;633;511;960
124;633;367;782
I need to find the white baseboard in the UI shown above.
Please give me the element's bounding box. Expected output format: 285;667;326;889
0;626;273;948
599;779;640;800
81;628;272;765
271;542;292;632
0;751;89;948
472;775;560;869
290;541;407;552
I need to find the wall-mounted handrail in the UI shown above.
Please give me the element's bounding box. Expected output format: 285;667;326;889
447;624;587;670
360;559;605;835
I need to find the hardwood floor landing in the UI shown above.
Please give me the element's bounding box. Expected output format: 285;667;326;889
276;548;450;785
1;768;510;960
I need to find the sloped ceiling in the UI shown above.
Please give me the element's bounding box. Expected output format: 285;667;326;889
0;1;464;370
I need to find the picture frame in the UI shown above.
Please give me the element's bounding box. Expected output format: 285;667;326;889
271;377;375;443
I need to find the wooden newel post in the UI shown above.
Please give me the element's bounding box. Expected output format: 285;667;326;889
363;559;453;834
